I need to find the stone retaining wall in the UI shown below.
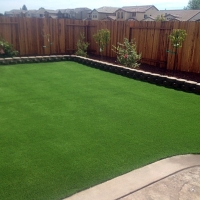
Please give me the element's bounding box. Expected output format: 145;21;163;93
0;55;200;95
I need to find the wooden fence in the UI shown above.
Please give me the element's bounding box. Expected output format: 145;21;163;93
0;17;200;73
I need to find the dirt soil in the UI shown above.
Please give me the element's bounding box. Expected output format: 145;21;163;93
88;55;200;83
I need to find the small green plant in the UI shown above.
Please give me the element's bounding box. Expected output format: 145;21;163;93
93;29;110;56
75;33;89;57
112;38;141;68
168;29;187;71
155;14;166;21
0;38;18;57
169;29;187;48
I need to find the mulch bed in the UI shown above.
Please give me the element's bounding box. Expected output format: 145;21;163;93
88;55;200;83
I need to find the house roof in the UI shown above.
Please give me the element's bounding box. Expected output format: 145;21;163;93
57;8;91;14
5;9;25;15
141;16;155;21
127;17;139;21
158;9;200;21
25;10;37;14
96;6;119;14
57;9;73;14
120;5;158;13
102;15;116;20
45;10;59;14
74;7;91;13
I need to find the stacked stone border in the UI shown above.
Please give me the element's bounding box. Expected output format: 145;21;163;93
0;55;200;95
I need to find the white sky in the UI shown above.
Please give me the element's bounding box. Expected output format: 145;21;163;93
0;0;189;14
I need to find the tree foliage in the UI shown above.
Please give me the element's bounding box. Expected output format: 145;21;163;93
93;29;110;54
22;5;28;11
155;14;166;21
186;0;200;9
169;29;187;48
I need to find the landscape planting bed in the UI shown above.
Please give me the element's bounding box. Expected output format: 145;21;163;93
0;60;200;200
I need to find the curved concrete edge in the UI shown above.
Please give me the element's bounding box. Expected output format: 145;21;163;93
64;154;200;200
1;55;200;95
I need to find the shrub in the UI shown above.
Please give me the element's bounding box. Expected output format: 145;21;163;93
0;38;18;57
112;38;141;68
75;33;89;57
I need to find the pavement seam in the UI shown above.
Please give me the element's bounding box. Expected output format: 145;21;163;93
115;164;200;200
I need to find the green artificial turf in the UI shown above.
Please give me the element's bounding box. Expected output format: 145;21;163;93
0;61;200;200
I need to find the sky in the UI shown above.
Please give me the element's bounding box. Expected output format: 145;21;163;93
0;0;189;14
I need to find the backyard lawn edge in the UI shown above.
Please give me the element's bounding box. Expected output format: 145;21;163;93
0;55;200;95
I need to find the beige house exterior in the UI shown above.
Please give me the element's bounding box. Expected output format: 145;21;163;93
89;7;118;20
115;5;159;21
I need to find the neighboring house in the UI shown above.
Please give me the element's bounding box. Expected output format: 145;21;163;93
25;10;37;18
44;10;59;18
74;8;91;20
4;6;200;21
36;8;46;18
115;5;159;21
89;6;119;20
25;9;45;18
57;9;73;18
55;8;91;19
156;10;200;21
4;9;25;17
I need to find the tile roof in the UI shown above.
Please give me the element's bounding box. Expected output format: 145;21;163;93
25;10;37;15
158;9;200;21
96;6;119;14
121;5;157;13
74;7;91;13
45;10;59;14
141;16;155;21
5;9;25;14
57;9;73;14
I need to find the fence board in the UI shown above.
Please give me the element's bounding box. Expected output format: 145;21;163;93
191;22;200;73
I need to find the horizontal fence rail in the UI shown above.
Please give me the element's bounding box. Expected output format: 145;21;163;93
0;17;200;73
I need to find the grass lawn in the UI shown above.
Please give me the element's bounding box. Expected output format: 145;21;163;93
0;61;200;200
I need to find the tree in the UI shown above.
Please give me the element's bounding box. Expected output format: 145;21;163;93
168;29;187;72
186;0;200;9
93;29;110;57
155;14;166;21
22;5;28;11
